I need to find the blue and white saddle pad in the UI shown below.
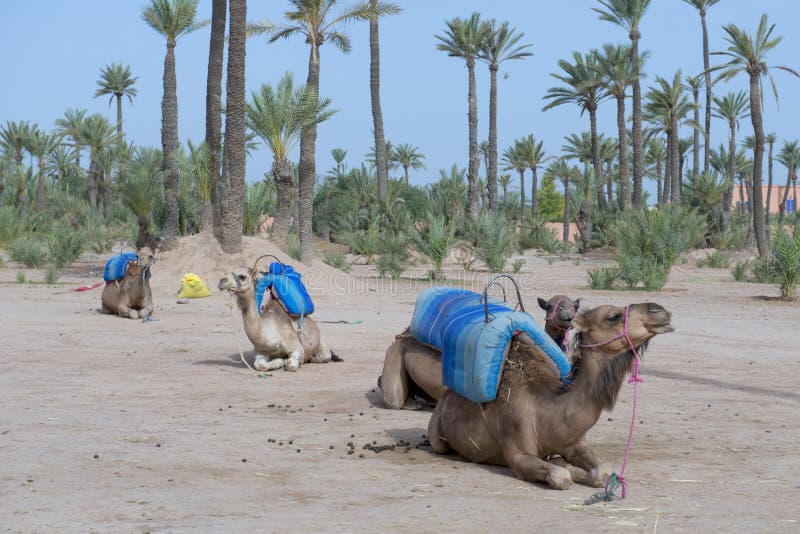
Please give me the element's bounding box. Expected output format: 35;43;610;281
409;287;571;404
255;262;315;317
103;252;140;282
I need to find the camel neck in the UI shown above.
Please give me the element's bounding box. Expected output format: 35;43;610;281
562;348;633;425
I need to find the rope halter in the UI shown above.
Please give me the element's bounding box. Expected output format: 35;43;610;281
546;296;573;355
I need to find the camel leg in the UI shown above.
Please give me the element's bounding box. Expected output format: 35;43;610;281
117;304;138;320
379;340;410;409
509;452;573;490
309;334;332;364
427;395;453;454
254;355;284;372
403;348;447;402
559;442;611;488
285;348;304;372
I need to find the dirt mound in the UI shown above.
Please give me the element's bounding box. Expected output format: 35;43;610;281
150;232;355;299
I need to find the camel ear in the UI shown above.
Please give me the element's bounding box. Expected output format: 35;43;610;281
537;297;551;311
574;298;582;310
571;312;590;332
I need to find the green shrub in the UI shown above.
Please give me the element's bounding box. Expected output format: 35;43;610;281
9;235;48;268
322;250;350;272
377;254;404;279
286;233;301;261
348;224;382;264
0;255;4;268
768;223;800;298
697;250;731;269
0;206;23;247
731;260;750;282
587;265;620;290
472;213;515;272
519;221;559;254
16;272;26;284
48;226;86;269
511;258;523;273
44;265;59;285
612;207;707;290
751;257;777;284
717;213;749;251
413;213;456;276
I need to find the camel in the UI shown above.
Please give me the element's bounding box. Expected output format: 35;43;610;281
379;294;581;410
218;267;337;372
101;248;155;319
537;295;581;348
426;302;673;490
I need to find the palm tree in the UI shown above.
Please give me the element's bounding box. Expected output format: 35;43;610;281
143;0;208;245
776;140;799;223
547;160;572;243
247;72;336;248
713;14;800;257
479;140;489;178
436;13;489;221
645;71;691;206
120;149;163;249
54;108;87;169
261;1;393;262
519;135;547;219
46;145;77;183
502;140;527;219
593;43;638;209
0;120;33;209
681;0;720;174
94;63;138;137
600;135;618;204
712;90;749;232
498;173;511;200
24;128;61;211
366;141;397;172
478;19;532;214
331;148;348;176
369;0;401;202
764;132;777;224
393;143;425;185
594;0;652;208
206;0;227;237
645;137;666;205
543;51;609;209
78;114;118;211
684;75;703;181
217;0;246;253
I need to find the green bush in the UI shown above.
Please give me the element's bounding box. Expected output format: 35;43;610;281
518;220;559;254
731;260;750;282
472;213;515;272
377;254;404;279
768;223;800;298
0;255;4;268
0;206;23;247
413;213;456;275
511;258;523;273
48;226;86;269
44;265;59;285
612;207;707;290
696;250;731;269
9;235;49;268
322;250;350;272
587;265;621;290
286;233;301;261
17;272;26;283
751;257;777;284
348;224;382;264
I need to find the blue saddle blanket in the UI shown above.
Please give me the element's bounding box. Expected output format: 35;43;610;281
409;287;571;403
255;262;315;317
103;252;139;282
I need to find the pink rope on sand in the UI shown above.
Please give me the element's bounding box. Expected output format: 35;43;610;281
580;305;642;499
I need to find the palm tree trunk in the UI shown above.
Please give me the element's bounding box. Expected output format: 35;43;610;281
88;158;99;210
160;37;182;245
664;134;672;204
35;157;46;212
518;169;525;219
692;86;700;180
369;0;388;202
530;165;539;219
615;95;630;210
630;35;644;208
765;141;774;225
298;44;321;262
778;169;792;223
656;158;663;206
207;0;226;237
722;123;736;231
487;64;499;214
403;164;409;185
562;176;570;243
115;94;123;137
737;176;745;212
589;105;605;209
271;158;293;248
467;58;480;221
748;72;768;257
218;0;246;254
671;114;681;206
701;10;712;175
606;160;613;205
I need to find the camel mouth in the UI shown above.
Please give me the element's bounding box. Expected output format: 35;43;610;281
650;321;674;334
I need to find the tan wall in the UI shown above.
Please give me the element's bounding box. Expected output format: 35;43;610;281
731;184;797;214
544;222;578;243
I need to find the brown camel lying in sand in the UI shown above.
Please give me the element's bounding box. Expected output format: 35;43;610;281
427;302;673;490
218;267;336;372
379;294;581;410
538;295;581;348
101;248;155;319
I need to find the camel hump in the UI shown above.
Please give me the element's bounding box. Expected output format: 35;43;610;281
255;262;315;317
103;252;139;282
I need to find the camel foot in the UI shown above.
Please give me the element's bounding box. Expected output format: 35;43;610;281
128;310;138;320
286;359;300;372
309;352;332;364
546;466;573;490
588;465;613;488
254;356;284;372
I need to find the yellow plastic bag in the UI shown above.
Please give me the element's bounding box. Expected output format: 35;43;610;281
178;272;212;298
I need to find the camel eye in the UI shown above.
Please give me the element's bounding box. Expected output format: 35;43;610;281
238;274;247;281
607;313;622;324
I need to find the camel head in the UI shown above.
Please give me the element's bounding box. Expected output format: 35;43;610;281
571;302;673;355
136;247;155;270
538;295;581;330
218;267;259;296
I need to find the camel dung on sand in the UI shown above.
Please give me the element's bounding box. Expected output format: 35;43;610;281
379;293;581;411
218;267;338;372
101;247;155;320
426;302;673;490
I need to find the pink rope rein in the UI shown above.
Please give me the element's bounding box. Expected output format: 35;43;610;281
580;305;642;499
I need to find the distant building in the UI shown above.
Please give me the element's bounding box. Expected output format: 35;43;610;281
730;184;796;214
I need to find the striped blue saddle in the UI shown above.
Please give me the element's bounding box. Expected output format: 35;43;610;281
409;287;571;404
103;252;139;282
255;262;314;318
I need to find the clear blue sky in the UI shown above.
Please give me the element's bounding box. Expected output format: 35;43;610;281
2;1;799;195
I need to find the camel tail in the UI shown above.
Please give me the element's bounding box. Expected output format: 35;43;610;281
330;350;343;363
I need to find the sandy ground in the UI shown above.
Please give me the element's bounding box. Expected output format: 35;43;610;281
1;234;799;532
